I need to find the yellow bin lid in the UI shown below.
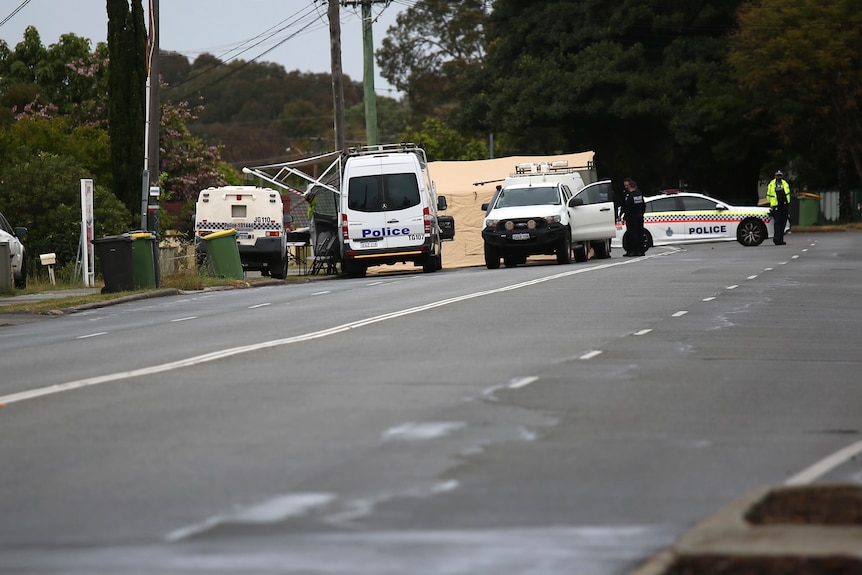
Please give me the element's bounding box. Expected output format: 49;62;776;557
203;228;237;240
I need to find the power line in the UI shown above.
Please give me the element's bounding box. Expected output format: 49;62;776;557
0;0;33;29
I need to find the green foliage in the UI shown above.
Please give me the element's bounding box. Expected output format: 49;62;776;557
0;151;132;271
106;0;147;214
728;0;862;211
377;0;488;119
401;118;487;161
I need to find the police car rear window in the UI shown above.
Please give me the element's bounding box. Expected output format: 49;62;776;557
348;173;420;212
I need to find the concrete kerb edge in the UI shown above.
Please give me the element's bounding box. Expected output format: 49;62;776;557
627;483;862;575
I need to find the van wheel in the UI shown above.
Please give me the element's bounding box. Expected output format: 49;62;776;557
342;259;367;278
484;244;501;269
422;254;438;273
271;255;288;279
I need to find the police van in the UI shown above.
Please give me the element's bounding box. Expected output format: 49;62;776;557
339;143;449;278
193;186;293;278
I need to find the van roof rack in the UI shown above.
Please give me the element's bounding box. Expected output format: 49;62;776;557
345;142;423;157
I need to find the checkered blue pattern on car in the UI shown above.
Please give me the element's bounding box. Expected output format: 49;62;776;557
645;212;770;224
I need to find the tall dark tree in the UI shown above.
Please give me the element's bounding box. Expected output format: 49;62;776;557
458;0;763;199
106;0;147;215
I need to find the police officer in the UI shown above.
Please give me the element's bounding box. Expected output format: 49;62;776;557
620;178;646;256
766;170;791;245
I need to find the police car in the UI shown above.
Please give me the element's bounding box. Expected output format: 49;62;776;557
0;210;28;288
613;190;785;251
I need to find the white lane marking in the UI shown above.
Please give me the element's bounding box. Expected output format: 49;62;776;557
579;350;603;360
76;332;107;339
672;311;688;317
747;275;758;280
726;285;738;290
366;281;384;286
248;303;271;309
312;291;331;296
633;329;652;336
785;440;862;486
509;377;538;389
171;316;197;323
702;297;716;302
764;267;773;271
0;258;643;406
791;255;799;259
802;248;808;252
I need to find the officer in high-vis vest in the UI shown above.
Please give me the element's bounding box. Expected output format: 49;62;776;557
766;170;791;245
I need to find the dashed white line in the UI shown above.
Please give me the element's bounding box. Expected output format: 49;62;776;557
312;291;331;296
727;285;739;290
509;377;538;389
171;316;197;323
702;297;716;302
633;329;652;336
791;255;799;259
764;267;773;271
248;303;271;309
579;350;603;360
785;440;862;486
747;275;758;280
76;332;107;339
672;311;688;317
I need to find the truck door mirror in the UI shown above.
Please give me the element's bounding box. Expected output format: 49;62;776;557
569;197;584;207
283;214;294;224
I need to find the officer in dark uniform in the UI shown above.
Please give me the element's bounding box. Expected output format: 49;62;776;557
620;178;646;256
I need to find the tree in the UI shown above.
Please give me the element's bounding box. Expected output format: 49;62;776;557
106;0;147;216
377;0;488;119
728;0;862;221
401;118;487;161
458;0;765;199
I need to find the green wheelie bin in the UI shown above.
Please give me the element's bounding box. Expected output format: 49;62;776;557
129;232;157;289
201;228;244;279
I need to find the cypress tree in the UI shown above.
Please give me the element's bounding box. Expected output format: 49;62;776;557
107;0;146;217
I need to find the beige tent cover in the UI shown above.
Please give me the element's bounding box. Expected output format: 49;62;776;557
431;151;595;269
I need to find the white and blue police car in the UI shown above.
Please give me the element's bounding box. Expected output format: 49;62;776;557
613;190;788;251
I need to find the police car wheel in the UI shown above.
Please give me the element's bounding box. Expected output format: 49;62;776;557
737;218;767;247
642;230;653;251
556;233;572;264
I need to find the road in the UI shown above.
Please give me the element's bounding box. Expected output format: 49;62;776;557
1;233;860;574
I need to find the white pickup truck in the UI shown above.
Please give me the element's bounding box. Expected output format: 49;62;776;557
480;162;616;268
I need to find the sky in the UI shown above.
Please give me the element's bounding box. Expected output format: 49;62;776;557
0;0;411;97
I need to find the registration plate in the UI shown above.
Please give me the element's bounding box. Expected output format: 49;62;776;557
511;232;530;240
360;240;379;248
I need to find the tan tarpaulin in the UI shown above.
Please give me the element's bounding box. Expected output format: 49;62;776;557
431;151;596;269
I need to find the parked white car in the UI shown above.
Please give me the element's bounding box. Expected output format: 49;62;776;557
0;210;28;288
613;190;787;251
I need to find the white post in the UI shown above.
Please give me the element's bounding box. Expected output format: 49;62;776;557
80;179;95;286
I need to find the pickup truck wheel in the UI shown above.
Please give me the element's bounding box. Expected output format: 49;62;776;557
573;243;589;262
592;239;611;259
484;244;501;269
504;255;519;268
556;233;572;264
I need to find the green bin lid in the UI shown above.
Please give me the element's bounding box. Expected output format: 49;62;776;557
202;228;237;240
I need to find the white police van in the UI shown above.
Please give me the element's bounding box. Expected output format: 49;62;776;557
339;144;449;278
193;186;293;278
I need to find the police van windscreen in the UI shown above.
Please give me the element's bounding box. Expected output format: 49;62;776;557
347;173;421;212
495;186;560;208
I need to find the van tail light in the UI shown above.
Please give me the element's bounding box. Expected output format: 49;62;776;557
342;213;350;241
424;207;431;235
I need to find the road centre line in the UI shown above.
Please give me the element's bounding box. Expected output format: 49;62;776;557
171;316;197;323
633;329;652;336
727;285;738;290
702;297;716;302
312;291;331;296
248;303;271;309
785;440;862;486
509;377;538;389
579;350;603;360
0;258;644;406
76;332;107;340
672;311;688;317
747;275;758;280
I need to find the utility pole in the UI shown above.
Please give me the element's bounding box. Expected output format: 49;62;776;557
328;0;346;151
344;0;385;146
141;0;160;232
